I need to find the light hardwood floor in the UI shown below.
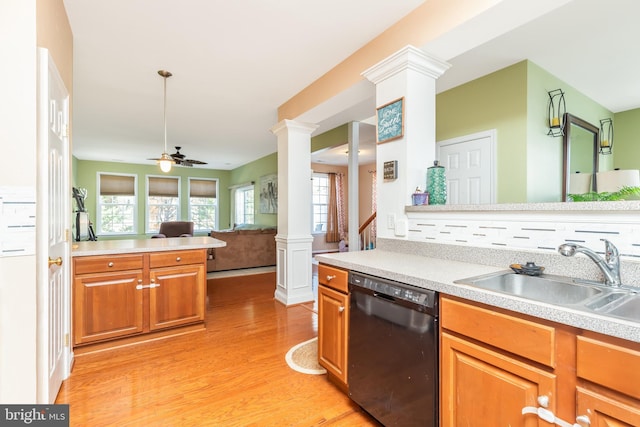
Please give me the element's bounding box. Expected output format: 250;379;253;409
56;272;380;426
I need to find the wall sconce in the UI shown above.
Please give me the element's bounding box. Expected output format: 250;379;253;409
599;118;614;155
547;89;566;137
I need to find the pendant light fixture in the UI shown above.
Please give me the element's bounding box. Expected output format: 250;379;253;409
157;70;174;173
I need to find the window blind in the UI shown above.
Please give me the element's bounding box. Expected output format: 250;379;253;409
99;174;135;196
190;179;216;198
148;176;179;197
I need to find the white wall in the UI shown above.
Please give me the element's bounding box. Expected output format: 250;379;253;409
0;0;38;403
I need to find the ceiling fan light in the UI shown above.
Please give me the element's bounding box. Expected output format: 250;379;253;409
158;152;174;173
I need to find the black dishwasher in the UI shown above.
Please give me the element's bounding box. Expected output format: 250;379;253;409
348;271;438;427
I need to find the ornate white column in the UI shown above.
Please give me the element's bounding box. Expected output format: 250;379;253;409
270;119;318;305
362;45;450;240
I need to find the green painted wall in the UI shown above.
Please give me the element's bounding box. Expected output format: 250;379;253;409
437;61;528;203
75;160;231;239
229;153;278;228
72;155;78;187
74;125;354;237
311;124;348;153
526;61;612;201
224;126;350;229
613;108;640;170
436;60;613;203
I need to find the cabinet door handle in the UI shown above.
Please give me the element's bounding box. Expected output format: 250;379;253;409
176;257;181;262
136;283;160;290
522;405;579;427
108;262;114;267
575;415;591;427
338;306;345;313
326;275;336;281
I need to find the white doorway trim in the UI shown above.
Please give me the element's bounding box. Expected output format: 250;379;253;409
437;129;497;204
36;48;72;403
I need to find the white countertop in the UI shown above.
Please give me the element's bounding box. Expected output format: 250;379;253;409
316;249;640;343
72;236;226;257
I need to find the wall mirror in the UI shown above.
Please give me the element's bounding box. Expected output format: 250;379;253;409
562;113;599;201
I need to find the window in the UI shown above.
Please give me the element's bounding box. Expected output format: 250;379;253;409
147;176;180;233
97;173;137;235
189;178;217;231
312;173;329;233
234;184;254;225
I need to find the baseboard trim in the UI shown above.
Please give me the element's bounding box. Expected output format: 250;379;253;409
206;265;276;279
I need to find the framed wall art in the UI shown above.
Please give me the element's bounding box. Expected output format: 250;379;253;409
259;174;278;214
376;97;404;143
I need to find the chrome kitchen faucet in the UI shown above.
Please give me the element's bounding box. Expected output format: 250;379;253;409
558;239;622;287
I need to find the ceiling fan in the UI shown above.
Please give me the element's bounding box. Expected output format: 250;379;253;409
147;70;208;171
168;146;207;167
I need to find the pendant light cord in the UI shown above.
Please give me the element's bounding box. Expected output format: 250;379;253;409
163;72;168;154
158;70;172;155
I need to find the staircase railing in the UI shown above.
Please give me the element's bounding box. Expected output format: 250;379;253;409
358;212;377;250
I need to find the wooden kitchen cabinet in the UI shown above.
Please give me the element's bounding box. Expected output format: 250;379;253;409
318;264;349;390
441;297;558;427
441;332;557;426
149;261;205;330
575;334;640;426
441;296;640;427
73;249;206;349
73;268;144;345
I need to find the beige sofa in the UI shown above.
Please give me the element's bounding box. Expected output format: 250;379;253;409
207;226;277;272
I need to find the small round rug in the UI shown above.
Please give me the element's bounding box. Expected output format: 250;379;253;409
285;337;326;375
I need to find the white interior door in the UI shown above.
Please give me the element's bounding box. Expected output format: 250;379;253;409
437;130;496;204
36;48;71;403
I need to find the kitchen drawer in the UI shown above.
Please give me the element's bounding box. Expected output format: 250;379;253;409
577;335;640;400
75;254;144;275
149;249;204;268
318;264;348;293
441;297;556;368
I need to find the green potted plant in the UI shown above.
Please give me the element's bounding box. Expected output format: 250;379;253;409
568;186;640;202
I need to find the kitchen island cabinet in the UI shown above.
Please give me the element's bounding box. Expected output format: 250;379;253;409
148;250;205;330
72;237;224;352
73;253;145;344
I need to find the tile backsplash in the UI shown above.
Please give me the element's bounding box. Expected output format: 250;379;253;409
405;202;640;257
386;202;640;287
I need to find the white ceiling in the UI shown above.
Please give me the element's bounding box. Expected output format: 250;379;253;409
63;0;423;169
63;0;640;170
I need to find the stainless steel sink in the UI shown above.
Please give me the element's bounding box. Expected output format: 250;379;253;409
456;271;640;324
583;291;628;310
455;271;604;305
601;293;640;321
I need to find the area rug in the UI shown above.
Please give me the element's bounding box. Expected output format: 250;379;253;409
285;337;326;375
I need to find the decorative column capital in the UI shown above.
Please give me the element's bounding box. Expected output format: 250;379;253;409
270;119;318;137
362;45;451;84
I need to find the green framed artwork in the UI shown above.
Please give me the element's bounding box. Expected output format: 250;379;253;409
376;97;404;143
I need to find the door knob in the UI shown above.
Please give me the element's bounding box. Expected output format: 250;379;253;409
48;257;63;267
